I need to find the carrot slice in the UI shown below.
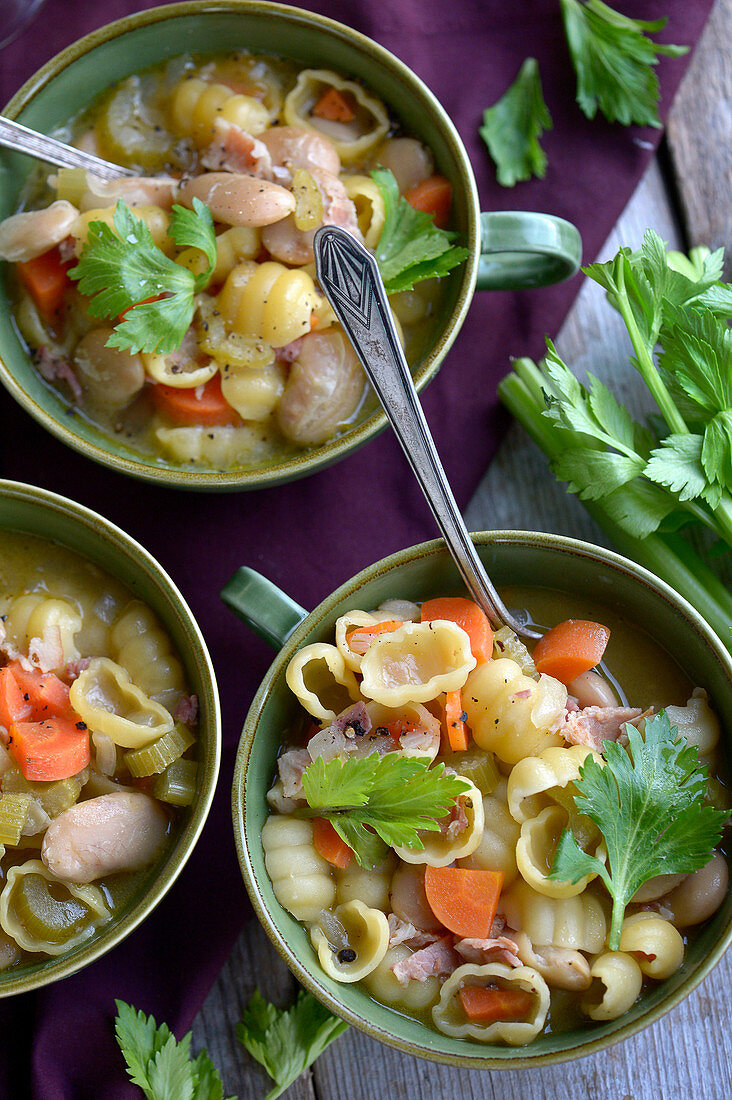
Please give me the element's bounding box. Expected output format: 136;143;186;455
313;817;353;869
151;374;241;427
345;619;403;650
118;293;164;323
10;664;73;721
458;986;534;1024
404;175;453;228
9;716;90;781
17;247;71;323
424;866;503;939
312;87;356;123
420;597;493;663
444;689;469;751
532;619;610;684
0;666;32;730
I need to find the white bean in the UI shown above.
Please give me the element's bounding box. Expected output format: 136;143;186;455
0;200;78;262
73;328;145;411
260;125;340;176
389;864;443;932
277;329;365;444
178;173;295;227
377;137;433;193
41;791;168;883
665;852;729;927
567;670;618;709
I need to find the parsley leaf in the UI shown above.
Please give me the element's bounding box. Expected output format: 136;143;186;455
549;713;726;949
480;58;552;187
301;753;469;869
371;168;468;293
237;989;348;1100
559;0;688;128
114;1000;235;1100
69;198;216;356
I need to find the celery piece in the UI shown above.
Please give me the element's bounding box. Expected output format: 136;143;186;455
53;167;89;206
492;625;537;676
1;766;83;817
440;747;500;796
125;723;195;778
153;758;198;806
0;793;32;845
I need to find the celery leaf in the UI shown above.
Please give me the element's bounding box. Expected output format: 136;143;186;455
480;58;553;187
550;712;725;949
237;989;348;1100
560;0;688;128
371;168;468;293
302;753;469;868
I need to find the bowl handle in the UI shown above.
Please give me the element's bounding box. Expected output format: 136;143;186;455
221;567;307;650
476;211;582;290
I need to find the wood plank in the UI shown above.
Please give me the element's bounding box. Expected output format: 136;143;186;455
666;0;732;274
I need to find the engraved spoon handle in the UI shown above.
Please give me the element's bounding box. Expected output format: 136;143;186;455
313;224;541;640
0;116;135;180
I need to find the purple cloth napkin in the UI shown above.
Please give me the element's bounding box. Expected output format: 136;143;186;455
0;1;714;1095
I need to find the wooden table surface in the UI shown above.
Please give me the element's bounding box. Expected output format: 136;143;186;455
192;2;732;1096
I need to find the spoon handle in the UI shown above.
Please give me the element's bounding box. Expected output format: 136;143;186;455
314;224;540;640
0;116;135;180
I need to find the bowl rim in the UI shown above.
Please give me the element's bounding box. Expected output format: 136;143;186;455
0;0;480;490
0;477;221;996
231;529;732;1067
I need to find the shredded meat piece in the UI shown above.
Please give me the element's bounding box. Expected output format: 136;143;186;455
454;935;522;968
387;914;442;950
173;693;199;725
274;336;305;363
276;747;312;799
438;793;469;838
64;656;92;681
560;704;644;752
201;119;274;177
57;235;76;262
391;936;460;985
34;345;83;403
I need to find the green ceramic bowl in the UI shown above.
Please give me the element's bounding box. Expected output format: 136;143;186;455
0;0;580;490
0;479;220;997
227;532;732;1067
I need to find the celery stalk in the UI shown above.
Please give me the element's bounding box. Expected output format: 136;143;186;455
498;370;732;653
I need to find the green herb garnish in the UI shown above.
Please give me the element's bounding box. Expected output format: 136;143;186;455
371;168;468;293
114;999;235;1100
559;0;688;128
237;989;347;1100
549;713;725;949
480;58;553;187
301;752;469;869
69;198;216;355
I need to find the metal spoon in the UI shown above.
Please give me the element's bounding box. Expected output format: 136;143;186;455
0;115;135;180
313;223;541;641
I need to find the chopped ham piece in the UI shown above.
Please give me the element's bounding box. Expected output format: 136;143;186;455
173;693;199;725
560;704;644;752
387;914;442;950
201;119;274;177
34;345;83;403
64;656;92;681
274;337;305;363
454;936;522;968
58;235;76;262
391;936;460;985
438;793;469;838
276;747;312;799
332;701;372;738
